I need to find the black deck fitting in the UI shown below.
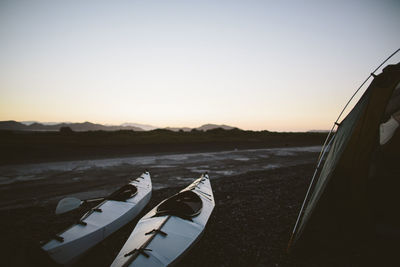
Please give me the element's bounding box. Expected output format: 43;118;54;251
145;229;168;237
54;235;64;242
124;248;152;258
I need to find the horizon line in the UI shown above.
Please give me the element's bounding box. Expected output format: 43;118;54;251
0;119;330;133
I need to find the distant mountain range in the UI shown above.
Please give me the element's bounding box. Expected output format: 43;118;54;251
197;124;235;131
119;122;157;131
0;121;238;132
307;130;330;133
164;124;236;132
164;127;193;132
0;121;144;132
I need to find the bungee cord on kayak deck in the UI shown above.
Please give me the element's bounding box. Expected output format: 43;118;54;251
42;172;152;265
112;173;215;267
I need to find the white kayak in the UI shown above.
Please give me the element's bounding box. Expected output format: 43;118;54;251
42;171;152;265
111;173;215;267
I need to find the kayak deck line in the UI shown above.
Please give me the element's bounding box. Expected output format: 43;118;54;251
49;200;107;244
74;200;106;228
145;229;168;236
112;173;214;267
53;235;64;242
76;220;87;226
122;215;172;267
81;176;144;221
42;171;152;265
58;175;145;234
193;189;212;201
122;188;204;264
188;177;213;201
51;176;148;243
47;174;151;243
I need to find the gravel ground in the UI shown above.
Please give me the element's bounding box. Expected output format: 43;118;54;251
0;163;319;267
1;161;395;266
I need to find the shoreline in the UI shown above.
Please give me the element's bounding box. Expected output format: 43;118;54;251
0;159;388;266
0;130;326;165
0;142;324;166
0;164;316;267
0;144;321;168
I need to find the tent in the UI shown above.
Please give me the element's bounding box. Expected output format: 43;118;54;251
288;62;400;254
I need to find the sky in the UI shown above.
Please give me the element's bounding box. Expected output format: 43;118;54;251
0;0;399;131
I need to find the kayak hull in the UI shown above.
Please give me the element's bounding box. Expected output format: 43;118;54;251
111;173;214;267
42;172;152;265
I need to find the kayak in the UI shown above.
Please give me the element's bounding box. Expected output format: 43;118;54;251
111;173;214;267
42;171;152;265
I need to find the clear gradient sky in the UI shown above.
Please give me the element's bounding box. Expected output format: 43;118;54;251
0;0;399;131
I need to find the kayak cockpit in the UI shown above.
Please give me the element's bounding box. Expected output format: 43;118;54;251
108;184;138;201
155;190;202;219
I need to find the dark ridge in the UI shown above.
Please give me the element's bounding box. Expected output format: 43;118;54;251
0;129;326;165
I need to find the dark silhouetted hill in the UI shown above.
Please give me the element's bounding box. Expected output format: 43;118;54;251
163;127;192;132
0;121;239;132
0;127;326;165
0;121;144;131
197;124;237;131
0;121;28;131
161;124;237;132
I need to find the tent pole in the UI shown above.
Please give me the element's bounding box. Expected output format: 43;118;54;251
334;48;400;127
288;48;400;251
318;49;400;162
288;133;335;251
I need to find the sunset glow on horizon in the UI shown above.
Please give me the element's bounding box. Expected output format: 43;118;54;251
1;0;399;131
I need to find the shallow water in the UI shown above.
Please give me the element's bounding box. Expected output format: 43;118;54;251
0;146;321;185
0;146;321;209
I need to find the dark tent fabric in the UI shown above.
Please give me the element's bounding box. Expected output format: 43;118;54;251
290;62;400;251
